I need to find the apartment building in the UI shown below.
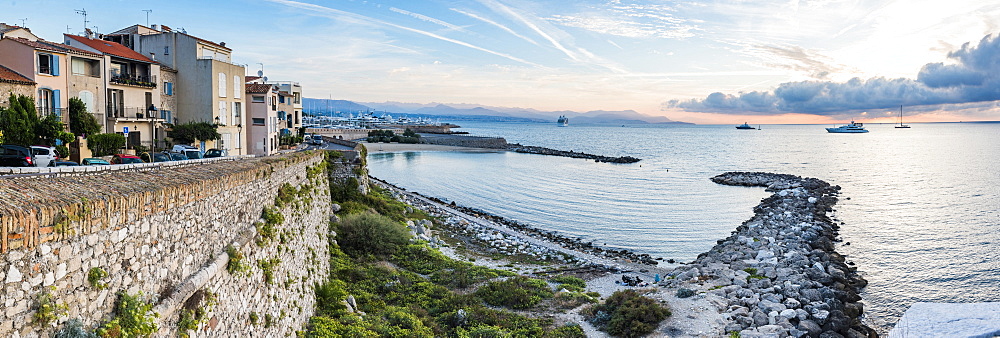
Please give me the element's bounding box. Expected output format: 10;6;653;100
0;30;102;128
64;34;165;149
245;83;279;156
105;24;245;152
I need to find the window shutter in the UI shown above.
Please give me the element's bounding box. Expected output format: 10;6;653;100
218;73;226;97
52;55;60;76
234;76;241;99
166;82;174;95
53;90;62;115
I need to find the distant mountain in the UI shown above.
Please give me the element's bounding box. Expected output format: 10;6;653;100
303;98;691;124
302;98;370;114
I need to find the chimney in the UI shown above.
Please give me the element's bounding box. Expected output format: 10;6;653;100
219;42;226;47
150;52;156;61
151;24;159;31
84;28;94;39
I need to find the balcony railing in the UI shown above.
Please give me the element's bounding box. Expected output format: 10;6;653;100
107;106;165;120
197;55;246;68
36;108;70;124
110;74;157;88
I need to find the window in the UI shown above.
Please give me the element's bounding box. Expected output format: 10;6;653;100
71;57;100;77
38;53;58;75
218;73;226;97
279;95;285;104
233;102;241;124
160;109;172;122
252;118;265;125
163;82;174;95
164;46;170;55
78;91;94;113
233;76;241;99
252;95;265;103
221;133;231;150
218;101;227;125
37;89;59;114
110;62;125;77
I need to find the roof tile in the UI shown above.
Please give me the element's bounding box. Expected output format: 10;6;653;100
0;64;35;85
64;34;155;63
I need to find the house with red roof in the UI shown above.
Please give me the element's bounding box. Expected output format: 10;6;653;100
0;63;35;107
65;33;164;150
103;24;246;154
0;33;102;127
245;83;280;156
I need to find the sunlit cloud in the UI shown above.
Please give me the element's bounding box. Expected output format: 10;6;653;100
389;7;467;32
450;7;540;46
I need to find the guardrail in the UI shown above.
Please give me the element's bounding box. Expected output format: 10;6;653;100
0;155;257;178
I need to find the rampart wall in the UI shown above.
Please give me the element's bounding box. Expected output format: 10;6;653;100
0;151;334;337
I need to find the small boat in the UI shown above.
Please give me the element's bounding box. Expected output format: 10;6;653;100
895;105;910;128
826;121;869;133
736;122;755;130
557;115;568;127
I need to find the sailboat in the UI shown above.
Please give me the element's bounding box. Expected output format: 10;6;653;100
895;105;911;128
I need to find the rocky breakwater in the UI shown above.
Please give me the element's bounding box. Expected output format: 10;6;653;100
506;143;641;164
662;172;875;337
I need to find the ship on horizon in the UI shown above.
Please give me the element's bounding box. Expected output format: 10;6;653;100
557;115;569;127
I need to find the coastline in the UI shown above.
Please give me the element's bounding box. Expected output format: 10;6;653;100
372;171;873;336
362;142;498;153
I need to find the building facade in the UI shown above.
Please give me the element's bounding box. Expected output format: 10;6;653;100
245;83;279;156
105;24;245;152
64;34;164;150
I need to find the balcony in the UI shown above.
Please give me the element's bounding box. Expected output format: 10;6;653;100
110;74;157;89
36;108;70;125
106;106;165;121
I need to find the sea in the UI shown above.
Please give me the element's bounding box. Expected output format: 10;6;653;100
366;121;1000;333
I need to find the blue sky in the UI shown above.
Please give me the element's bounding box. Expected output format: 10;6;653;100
5;0;1000;123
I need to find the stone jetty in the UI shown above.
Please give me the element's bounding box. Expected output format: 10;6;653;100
661;172;875;337
506;143;641;163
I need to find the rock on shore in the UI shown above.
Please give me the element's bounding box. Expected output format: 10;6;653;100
661;172;875;337
506;143;641;163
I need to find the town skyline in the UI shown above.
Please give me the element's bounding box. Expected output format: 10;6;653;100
5;0;1000;124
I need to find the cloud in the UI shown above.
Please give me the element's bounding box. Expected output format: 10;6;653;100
389;7;467;32
668;33;1000;115
546;2;698;39
450;7;540;46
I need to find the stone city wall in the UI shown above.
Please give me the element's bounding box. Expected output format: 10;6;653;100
418;134;509;149
0;151;334;337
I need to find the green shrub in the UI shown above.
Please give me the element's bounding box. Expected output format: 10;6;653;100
581;289;670;338
550;276;586;289
258;258;282;284
544;324;586;338
475;276;553;309
53;318;97;338
96;292;159;338
336;213;410;258
87;133;126;157
88;267;108;290
34;287;68;327
225;246;250;275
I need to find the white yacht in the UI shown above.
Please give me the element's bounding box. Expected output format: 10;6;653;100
826;121;869;133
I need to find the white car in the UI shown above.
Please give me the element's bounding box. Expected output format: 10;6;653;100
30;146;58;167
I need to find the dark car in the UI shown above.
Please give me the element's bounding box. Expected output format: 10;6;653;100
82;158;111;165
54;161;80;166
140;152;171;163
111;154;144;164
1;145;35;167
166;152;189;161
204;148;228;158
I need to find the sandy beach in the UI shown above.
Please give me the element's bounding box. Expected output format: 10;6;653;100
362;142;499;153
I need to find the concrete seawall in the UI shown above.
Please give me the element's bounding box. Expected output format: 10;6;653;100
0;151;335;337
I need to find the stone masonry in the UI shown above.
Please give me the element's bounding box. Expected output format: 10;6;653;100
0;151;333;337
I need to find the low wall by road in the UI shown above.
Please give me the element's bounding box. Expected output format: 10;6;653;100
0;151;334;337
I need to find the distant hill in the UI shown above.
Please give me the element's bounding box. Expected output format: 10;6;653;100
303;98;691;124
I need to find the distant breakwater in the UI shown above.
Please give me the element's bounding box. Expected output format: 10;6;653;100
663;172;875;337
506;143;641;163
417;133;642;163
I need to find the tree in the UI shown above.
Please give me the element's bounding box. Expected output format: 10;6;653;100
36;114;73;146
88;133;126;156
0;93;39;146
167;122;220;145
68;97;101;138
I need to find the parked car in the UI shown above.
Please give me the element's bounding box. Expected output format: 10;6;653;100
204;148;227;158
166;152;189;161
0;145;35;167
140;152;171;163
82;158;111;165
172;145;204;159
111;154;143;164
30;146;58;167
54;161;79;166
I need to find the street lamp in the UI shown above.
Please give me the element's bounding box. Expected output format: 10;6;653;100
236;124;243;155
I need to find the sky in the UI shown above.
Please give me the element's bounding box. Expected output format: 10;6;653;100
4;0;1000;124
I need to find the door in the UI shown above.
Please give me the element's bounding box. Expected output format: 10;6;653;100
144;92;153;117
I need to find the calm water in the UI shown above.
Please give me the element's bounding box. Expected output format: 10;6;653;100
367;121;1000;332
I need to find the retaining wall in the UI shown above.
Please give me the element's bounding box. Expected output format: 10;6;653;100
0;151;334;337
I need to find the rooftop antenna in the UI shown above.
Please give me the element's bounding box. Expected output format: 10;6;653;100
142;10;152;27
66;25;71;34
19;18;27;27
91;25;99;36
74;9;88;32
257;63;264;76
